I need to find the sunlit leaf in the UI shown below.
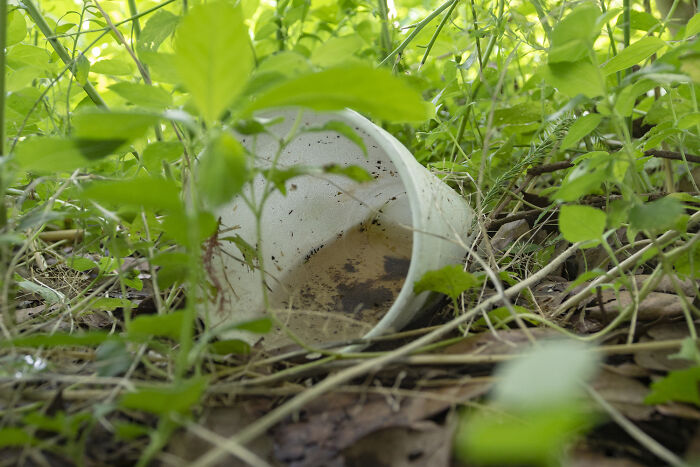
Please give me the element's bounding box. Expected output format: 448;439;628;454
548;4;601;63
174;1;253;123
80;177;183;213
7;10;27;45
560;114;602;149
247;66;433;122
413;264;479;302
15;137;91;174
558;204;606;243
545;60;604;98
109;82;173;109
601;37;665;75
197;133;249;207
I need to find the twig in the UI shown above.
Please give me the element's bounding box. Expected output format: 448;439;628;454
21;0;107;108
586;385;686;466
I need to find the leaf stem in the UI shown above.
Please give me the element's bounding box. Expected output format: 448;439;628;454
20;0;107;108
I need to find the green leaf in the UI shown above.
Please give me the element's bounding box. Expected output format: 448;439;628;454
3;332;113;348
16;278;64;304
614;79;656;117
560;114;602;150
413;264;480;302
624;10;660;32
74;53;90;85
0;428;35;448
161;210;218;245
138;10;180;52
323;164;373;182
669;338;700;365
109;82;173;109
674;243;700;278
601;37;665;75
629;197;684;233
474;306;537;329
209;339;251;355
306;121;367;156
95;340;132;377
545;60;604;98
247;66;433;122
151;251;189;288
72;110;160;141
142;141;183;174
686;13;700;38
67;256;98;272
88;297;132;312
233;317;272;333
558;205;606;242
7;10;28;46
174;1;253;123
197;133;249;207
80;177;183;213
455;407;592;466
645;366;700;406
221;234;257;269
310;34;365;67
127;311;186;340
495;340;599;408
15;137;91;174
548;4;601;63
119;377;207;415
90;58;134;76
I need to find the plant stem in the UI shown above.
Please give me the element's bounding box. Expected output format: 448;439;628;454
0;0;6;157
127;0;142;38
377;0;392;58
419;0;458;69
378;0;457;66
21;0;107;108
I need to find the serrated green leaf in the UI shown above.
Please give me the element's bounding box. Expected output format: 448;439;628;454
248;66;433;122
558;205;606;242
601;37;665;75
174;2;253;123
413;264;479;302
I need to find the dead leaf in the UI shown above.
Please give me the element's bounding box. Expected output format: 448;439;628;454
635;322;697;372
592;370;654;420
271;384;488;467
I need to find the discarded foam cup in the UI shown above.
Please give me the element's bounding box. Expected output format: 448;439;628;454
204;109;473;349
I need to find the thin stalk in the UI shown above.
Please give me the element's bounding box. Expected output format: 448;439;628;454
127;0;142;38
20;0;107;108
377;0;392;58
378;0;457;66
419;0;459;69
0;0;6;156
